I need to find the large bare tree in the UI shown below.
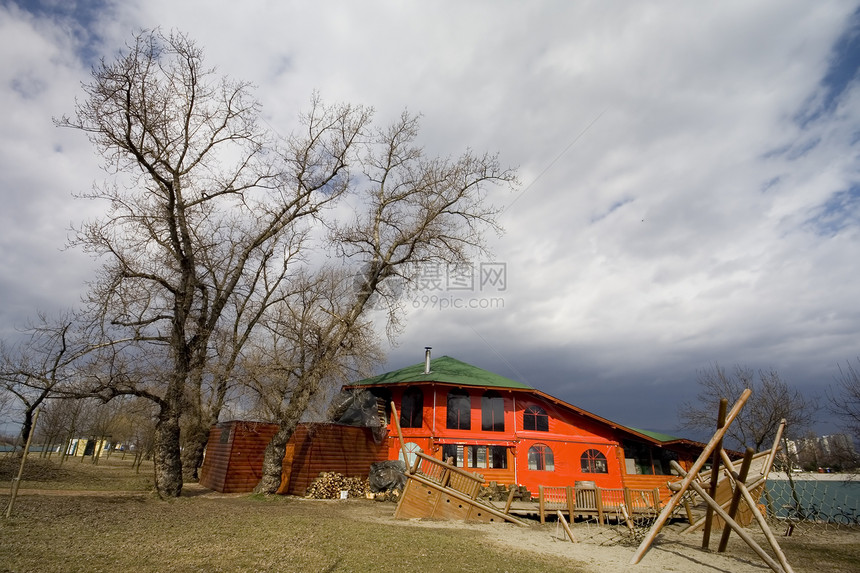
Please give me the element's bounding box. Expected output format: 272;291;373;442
679;364;818;451
58;30;372;497
57;30;517;497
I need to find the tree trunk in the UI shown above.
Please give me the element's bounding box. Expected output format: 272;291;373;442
181;421;210;482
153;407;183;497
254;424;294;494
255;380;317;494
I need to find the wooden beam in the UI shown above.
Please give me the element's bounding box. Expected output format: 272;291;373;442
630;388;751;565
719;449;795;573
718;448;754;552
672;461;788;573
389;402;411;474
703;398;728;549
557;510;577;543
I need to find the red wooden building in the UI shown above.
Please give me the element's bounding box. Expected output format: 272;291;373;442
350;353;701;499
201;353;703;499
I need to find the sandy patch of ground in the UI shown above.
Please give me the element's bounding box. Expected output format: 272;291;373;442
351;500;860;573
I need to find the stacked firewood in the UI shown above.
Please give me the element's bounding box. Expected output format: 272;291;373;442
305;472;371;499
478;481;533;502
370;488;401;503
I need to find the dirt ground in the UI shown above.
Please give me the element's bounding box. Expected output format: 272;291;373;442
341;495;860;573
6;483;859;572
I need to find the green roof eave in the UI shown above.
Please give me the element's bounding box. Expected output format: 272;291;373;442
350;355;533;390
627;427;682;443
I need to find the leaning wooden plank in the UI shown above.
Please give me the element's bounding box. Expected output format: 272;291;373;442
557;510;577;543
389;402;411;474
630;388;751;565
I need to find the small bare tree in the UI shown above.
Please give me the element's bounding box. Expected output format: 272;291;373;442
0;313;88;449
679;364;818;451
829;357;860;448
249;110;515;494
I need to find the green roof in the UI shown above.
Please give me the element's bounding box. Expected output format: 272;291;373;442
627;427;683;443
351;356;533;390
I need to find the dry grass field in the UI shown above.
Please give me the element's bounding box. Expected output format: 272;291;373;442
1;455;859;573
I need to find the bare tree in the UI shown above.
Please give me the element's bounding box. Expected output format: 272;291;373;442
0;313;88;449
829;357;860;446
58;30;515;497
56;29;379;497
252;112;516;493
679;364;818;451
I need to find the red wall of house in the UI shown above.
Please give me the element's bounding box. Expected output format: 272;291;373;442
383;384;627;493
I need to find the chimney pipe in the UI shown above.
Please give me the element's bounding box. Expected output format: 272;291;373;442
424;347;432;374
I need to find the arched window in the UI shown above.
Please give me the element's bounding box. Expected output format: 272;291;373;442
523;405;549;432
398;442;423;468
446;389;471;430
481;390;505;432
527;444;554;471
581;449;609;473
400;386;423;428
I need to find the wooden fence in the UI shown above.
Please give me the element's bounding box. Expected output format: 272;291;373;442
537;484;662;524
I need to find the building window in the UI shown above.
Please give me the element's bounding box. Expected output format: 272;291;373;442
527;444;554;471
481;391;505;432
400;386;423;428
523;405;549;432
446;389;471;430
581;449;609;473
399;442;423;468
441;444;507;469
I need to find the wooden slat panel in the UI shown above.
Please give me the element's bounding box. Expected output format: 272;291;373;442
394;481;441;519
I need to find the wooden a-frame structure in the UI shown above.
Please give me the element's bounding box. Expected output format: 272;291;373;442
630;389;796;573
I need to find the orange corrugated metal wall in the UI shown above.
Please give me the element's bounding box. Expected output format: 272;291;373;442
199;422;388;495
281;424;389;496
199;421;278;493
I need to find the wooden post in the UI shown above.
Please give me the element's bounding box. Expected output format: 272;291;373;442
652;488;661;512
719;449;795;573
539;485;546;524
595;486;605;525
703;397;728;549
624;487;634;515
762;420;786;477
5;409;40;519
672;461;788;573
557;510;577;543
718;448;754;552
389;402;411;474
504;485;516;515
566;485;575;519
620;503;635;533
630;388;751;565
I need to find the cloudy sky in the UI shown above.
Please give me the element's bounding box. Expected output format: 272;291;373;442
1;0;859;438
